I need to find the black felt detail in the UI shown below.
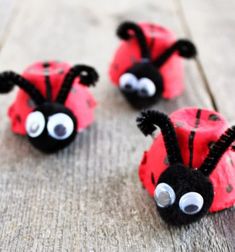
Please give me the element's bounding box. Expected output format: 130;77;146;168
154;39;197;68
120;62;163;109
137;110;183;165
188;109;202;168
27;103;77;154
56;65;99;104
157;164;214;226
151;173;156;185
43;62;52;101
0;71;45;105
199;126;235;176
117;21;150;59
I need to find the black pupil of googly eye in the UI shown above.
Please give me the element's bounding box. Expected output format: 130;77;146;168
30;122;40;133
140;88;148;95
184;204;198;213
125;83;133;90
54;124;67;137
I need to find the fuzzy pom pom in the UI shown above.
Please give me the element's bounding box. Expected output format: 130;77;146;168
137;110;158;136
0;71;15;93
176;39;197;58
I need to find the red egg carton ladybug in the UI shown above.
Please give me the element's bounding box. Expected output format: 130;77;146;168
109;21;197;109
0;61;99;153
137;108;235;225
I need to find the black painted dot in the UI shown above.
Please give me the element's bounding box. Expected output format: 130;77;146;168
15;115;21;123
141;154;147;165
208;114;221;121
43;62;50;68
151;172;155;185
226;184;233;193
231;144;235;151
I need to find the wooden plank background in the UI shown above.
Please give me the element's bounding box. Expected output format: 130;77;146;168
0;0;234;251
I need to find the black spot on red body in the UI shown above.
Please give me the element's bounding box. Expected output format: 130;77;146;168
208;114;221;121
15;115;21;123
43;62;50;68
151;172;155;185
226;184;233;193
141;153;147;165
188;109;202;168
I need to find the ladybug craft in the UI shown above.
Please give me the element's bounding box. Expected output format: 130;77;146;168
109;21;197;109
0;61;99;153
137;108;235;225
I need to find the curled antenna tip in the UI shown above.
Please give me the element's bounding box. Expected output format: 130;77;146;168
176;39;197;58
116;21;136;40
0;71;15;93
80;67;99;87
137;110;158;136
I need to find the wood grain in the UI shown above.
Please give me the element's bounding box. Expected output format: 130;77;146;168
0;0;16;48
0;0;233;251
179;0;235;123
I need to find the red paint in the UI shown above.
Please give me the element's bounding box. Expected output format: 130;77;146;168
139;107;235;212
8;61;96;135
109;23;185;99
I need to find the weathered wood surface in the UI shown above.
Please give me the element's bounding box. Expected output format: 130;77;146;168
0;0;234;251
0;0;16;46
179;0;235;123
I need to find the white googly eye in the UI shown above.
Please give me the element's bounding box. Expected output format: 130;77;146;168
119;73;138;92
47;113;74;140
26;111;45;138
138;78;156;97
154;183;176;208
179;192;204;215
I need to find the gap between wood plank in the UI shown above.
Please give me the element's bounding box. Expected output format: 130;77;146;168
0;0;21;54
174;0;219;112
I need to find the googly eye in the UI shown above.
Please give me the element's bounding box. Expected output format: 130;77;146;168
119;73;138;92
138;78;156;97
154;183;176;208
26;111;45;138
47;113;74;140
179;192;204;215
